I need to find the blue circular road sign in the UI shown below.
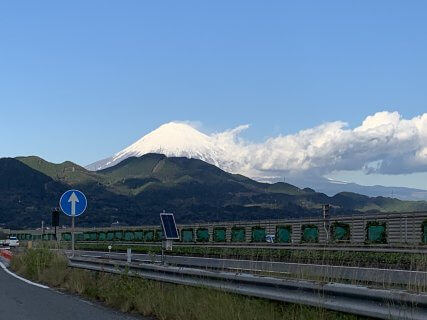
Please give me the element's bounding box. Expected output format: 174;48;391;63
59;190;87;217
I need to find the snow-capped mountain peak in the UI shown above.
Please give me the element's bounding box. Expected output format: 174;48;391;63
87;122;229;171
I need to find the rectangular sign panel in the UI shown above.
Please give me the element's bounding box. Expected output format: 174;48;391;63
160;213;180;240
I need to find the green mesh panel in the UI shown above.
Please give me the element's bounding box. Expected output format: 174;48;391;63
155;230;163;241
144;230;154;242
302;226;318;243
252;227;266;242
98;232;106;241
368;225;386;243
213;228;226;242
333;224;350;241
106;232;114;241
25;234;32;240
231;227;245;242
89;232;98;241
181;229;194;242
83;233;91;241
423;222;427;244
124;231;135;241
114;231;123;241
62;233;71;241
196;228;209;242
42;234;49;241
76;233;84;241
134;231;144;241
276;226;291;243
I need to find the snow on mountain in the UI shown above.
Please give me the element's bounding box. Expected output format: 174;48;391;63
86;122;236;171
85;121;427;201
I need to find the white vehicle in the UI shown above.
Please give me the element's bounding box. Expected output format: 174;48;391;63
0;236;19;247
8;236;19;247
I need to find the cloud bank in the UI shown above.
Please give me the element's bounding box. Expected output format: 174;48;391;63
210;111;427;180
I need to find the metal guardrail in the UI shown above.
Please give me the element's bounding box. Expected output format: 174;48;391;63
68;256;427;320
70;249;427;287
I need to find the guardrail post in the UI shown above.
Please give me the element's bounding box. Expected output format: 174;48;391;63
127;248;132;263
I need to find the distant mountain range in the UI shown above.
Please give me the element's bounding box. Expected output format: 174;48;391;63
287;176;427;201
86;122;427;201
1;154;427;229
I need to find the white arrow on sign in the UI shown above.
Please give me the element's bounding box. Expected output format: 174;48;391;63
68;192;79;216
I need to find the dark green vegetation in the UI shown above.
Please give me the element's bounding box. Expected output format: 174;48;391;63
73;243;427;270
1;154;427;229
11;247;364;320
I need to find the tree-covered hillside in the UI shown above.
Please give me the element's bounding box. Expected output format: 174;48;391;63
1;154;426;229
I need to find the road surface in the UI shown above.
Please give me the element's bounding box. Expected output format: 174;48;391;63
0;260;143;320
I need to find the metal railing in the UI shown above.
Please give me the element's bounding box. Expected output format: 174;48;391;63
68;249;427;287
68;255;427;320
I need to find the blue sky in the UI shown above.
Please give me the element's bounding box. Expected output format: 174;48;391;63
1;1;426;188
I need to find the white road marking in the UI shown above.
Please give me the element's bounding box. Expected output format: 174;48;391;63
0;261;49;289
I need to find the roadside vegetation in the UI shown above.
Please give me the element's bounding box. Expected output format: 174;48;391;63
11;246;366;320
72;242;427;270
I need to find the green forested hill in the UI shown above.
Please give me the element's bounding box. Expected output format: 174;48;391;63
1;154;426;229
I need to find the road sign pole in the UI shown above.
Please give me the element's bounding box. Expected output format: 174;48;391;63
59;190;87;258
71;215;75;257
127;248;132;263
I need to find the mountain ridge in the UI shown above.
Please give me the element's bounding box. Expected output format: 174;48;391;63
1;154;426;229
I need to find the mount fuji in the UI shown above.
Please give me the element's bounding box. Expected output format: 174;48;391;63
86;122;427;201
86;122;239;172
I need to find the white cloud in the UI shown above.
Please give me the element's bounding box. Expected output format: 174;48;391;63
91;111;427;183
209;111;427;179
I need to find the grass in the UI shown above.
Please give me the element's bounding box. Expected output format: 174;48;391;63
10;246;366;320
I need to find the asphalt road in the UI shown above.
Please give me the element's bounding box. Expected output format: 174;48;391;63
0;261;143;320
